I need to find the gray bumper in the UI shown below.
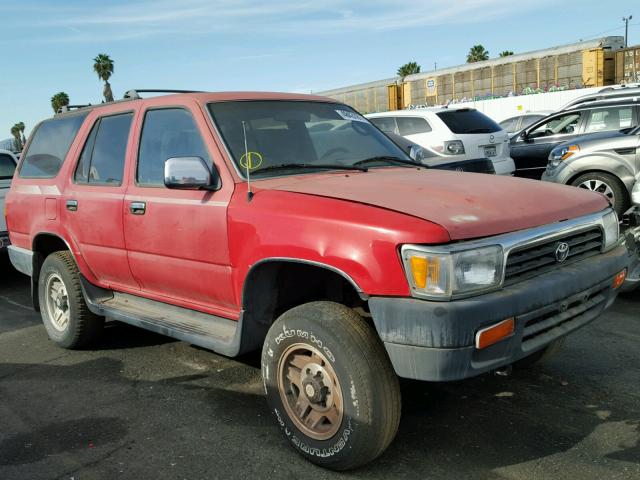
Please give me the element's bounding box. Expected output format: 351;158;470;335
369;245;628;382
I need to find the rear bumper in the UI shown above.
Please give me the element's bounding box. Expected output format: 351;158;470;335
491;156;515;176
369;245;628;381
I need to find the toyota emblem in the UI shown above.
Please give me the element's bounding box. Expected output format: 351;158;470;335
555;242;570;262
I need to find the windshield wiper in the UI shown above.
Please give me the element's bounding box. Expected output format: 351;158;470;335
352;156;421;168
252;163;368;175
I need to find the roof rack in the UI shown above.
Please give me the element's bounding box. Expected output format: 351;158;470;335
123;89;204;100
57;104;92;114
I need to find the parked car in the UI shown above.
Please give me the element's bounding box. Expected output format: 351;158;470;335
6;91;628;470
383;131;495;174
366;107;515;175
510;97;640;180
560;85;640;111
499;111;553;135
0;149;18;250
541;125;640;215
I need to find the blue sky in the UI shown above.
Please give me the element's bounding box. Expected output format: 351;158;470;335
0;0;637;139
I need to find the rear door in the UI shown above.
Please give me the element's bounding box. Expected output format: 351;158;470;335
369;116;398;134
122;103;236;317
62;111;139;290
0;152;16;235
510;111;584;179
396;116;433;146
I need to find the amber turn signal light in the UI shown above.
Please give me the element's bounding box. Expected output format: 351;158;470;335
612;269;627;290
475;318;515;350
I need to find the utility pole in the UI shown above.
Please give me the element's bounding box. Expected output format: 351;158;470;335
623;15;633;48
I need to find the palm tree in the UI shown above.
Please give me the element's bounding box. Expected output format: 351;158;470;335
93;53;115;102
10;124;23;151
16;121;26;145
397;61;421;78
467;45;489;63
51;92;70;113
499;50;514;57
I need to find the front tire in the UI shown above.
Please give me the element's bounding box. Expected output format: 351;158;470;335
261;301;401;470
38;251;104;349
571;172;628;216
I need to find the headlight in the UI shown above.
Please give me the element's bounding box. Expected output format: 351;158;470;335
602;210;619;250
402;245;503;300
443;140;465;155
548;144;579;168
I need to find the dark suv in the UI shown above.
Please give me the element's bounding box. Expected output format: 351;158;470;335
510;98;640;179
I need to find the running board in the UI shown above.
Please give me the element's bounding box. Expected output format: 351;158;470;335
79;276;243;357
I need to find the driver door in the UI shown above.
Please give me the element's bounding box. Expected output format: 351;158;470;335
510;111;585;179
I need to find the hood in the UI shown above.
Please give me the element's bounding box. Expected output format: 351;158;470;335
566;130;635;151
254;169;609;240
566;130;629;147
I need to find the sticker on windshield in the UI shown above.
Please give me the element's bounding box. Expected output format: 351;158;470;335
335;110;368;123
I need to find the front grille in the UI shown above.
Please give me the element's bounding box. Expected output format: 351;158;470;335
520;285;608;350
504;228;603;285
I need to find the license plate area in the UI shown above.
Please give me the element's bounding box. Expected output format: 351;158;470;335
484;145;497;157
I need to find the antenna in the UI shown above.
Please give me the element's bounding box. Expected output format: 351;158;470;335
242;121;254;202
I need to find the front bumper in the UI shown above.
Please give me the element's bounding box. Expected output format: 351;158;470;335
369;245;628;381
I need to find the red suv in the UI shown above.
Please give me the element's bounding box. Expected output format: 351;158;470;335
6;91;629;470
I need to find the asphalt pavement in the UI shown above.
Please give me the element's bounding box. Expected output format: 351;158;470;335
0;256;638;480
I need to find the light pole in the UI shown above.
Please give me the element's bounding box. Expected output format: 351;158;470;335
623;15;633;48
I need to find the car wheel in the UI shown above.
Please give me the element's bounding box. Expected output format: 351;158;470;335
514;338;565;369
571;172;628;216
38;251;104;349
261;301;401;470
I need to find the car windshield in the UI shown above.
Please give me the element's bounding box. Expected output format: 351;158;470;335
208;101;411;178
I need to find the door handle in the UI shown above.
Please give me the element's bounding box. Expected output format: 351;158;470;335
66;200;78;212
129;201;146;215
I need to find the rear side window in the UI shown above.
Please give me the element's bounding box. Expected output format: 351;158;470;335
436;109;501;134
19;113;87;178
137;108;210;186
370;116;397;133
397;116;432;135
0;154;16;179
75;113;133;185
584;106;634;134
499;117;519;133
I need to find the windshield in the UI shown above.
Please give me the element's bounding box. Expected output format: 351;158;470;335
208;101;411;178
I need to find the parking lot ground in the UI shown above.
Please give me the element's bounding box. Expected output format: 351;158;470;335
0;259;638;480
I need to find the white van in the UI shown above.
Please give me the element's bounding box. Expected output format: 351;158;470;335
367;107;515;175
0;149;18;250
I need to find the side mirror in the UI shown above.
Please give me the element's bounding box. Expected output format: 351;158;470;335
409;145;423;161
164;157;220;190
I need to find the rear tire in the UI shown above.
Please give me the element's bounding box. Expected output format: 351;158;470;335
514;338;566;369
261;301;401;470
38;251;104;349
570;172;628;217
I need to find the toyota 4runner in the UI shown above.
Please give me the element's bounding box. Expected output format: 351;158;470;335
6;90;630;470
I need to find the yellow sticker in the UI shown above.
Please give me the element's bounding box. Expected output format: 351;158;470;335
239;151;263;170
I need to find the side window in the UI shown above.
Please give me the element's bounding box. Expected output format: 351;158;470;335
528;113;581;139
397;116;432;135
0;154;16;179
499;117;518;133
137;109;211;186
75;113;132;185
584;107;633;134
370;116;397;134
19;113;87;178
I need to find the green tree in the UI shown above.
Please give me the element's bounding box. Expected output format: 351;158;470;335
51;91;70;113
10;124;23;151
499;50;514;57
93;53;114;102
466;45;489;63
397;61;421;78
16;121;26;145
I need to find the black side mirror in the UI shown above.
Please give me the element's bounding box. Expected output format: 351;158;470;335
164;156;220;190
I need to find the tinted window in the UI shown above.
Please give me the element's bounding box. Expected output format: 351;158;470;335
436;109;501;134
528;113;581;138
397;116;432;135
75;113;132;185
370;116;397;133
138;109;210;186
208;101;409;178
584;106;633;134
19;113;87;178
0;154;16;179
